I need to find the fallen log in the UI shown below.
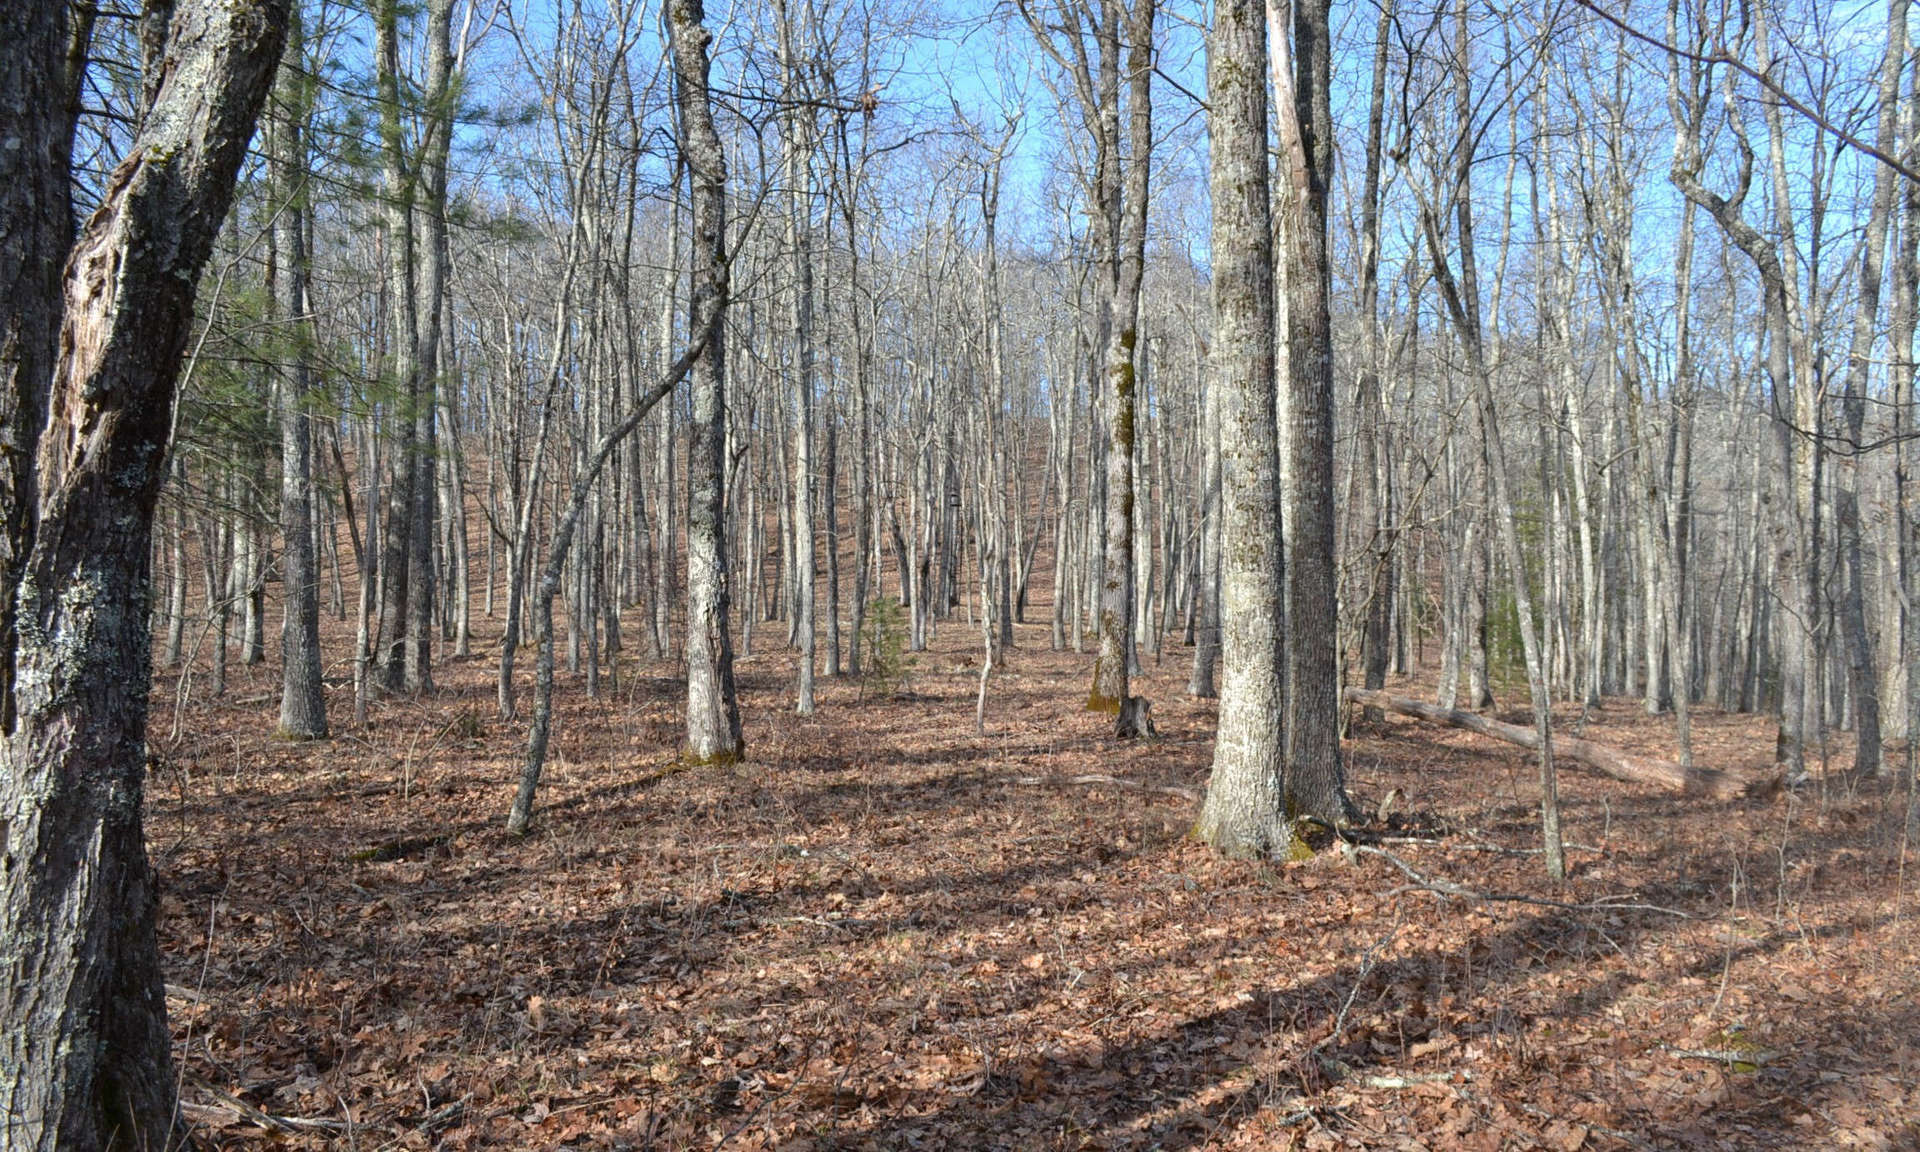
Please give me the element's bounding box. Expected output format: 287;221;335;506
1011;774;1198;802
1344;688;1778;801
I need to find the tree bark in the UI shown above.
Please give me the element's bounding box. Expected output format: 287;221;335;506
1187;362;1220;698
1833;0;1905;778
0;1;86;734
272;8;327;740
1195;0;1290;858
373;0;416;693
1091;0;1152;722
1355;0;1394;723
1271;0;1348;822
778;0;818;716
673;0;745;765
404;0;455;696
0;4;288;1148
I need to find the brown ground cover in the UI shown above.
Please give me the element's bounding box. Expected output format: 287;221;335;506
154;615;1920;1150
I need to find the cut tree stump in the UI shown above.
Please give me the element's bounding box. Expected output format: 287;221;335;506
1343;688;1779;801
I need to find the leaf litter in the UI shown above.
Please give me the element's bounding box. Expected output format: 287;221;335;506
154;622;1920;1149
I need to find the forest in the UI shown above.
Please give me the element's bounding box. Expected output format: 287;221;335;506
2;0;1918;1148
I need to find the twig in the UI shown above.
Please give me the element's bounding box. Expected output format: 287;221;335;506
1661;1044;1780;1067
1448;840;1611;857
777;915;883;930
413;1097;468;1134
1515;1100;1654;1150
1349;843;1692;918
1011;773;1199;802
1306;916;1404;1078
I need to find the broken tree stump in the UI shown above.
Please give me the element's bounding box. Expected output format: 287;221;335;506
1117;695;1157;740
1343;688;1779;801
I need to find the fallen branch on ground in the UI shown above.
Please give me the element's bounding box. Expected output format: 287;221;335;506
1662;1044;1780;1067
1357;1070;1469;1090
1344;688;1780;801
1347;842;1693;918
182;1087;345;1135
1011;773;1199;802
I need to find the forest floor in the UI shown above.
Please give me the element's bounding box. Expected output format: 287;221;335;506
154;616;1920;1150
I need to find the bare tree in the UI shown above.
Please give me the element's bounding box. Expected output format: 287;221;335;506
1419;0;1564;879
1832;0;1906;779
273;3;327;740
1667;0;1815;779
675;0;746;765
1018;0;1154;728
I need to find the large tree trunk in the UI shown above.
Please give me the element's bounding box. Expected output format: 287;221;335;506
1195;0;1290;858
0;4;288;1148
673;0;745;765
1272;0;1349;822
0;2;84;733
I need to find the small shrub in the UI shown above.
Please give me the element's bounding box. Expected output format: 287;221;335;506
859;597;916;700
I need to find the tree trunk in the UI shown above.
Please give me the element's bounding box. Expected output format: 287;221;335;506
1355;0;1394;722
507;314;715;833
1195;0;1290;858
1425;0;1561;878
1188;362;1221;698
1670;36;1811;778
673;0;745;765
780;3;818;717
1894;39;1920;780
1832;0;1905;778
374;0;416;694
0;0;85;734
1089;0;1151;719
273;11;328;740
1272;0;1349;822
404;0;455;696
0;5;287;1147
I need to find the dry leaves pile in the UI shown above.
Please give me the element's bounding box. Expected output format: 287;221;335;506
154;622;1920;1150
